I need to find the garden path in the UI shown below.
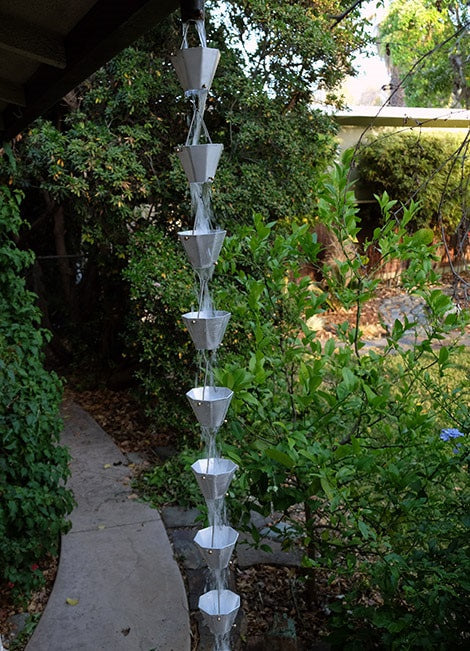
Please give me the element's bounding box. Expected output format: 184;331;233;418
26;402;190;651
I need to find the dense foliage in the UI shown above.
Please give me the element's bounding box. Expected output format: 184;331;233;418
140;155;470;646
221;0;367;105
0;2;368;366
0;186;74;598
380;0;470;107
356;130;470;232
123;228;194;433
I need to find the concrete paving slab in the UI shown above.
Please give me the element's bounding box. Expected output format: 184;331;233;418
161;506;201;528
26;402;190;651
169;528;206;570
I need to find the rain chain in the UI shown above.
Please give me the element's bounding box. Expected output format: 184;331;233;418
171;2;240;648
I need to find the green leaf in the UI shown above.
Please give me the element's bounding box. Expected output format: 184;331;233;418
351;436;361;455
324;338;336;356
265;448;295;468
439;347;449;365
240;391;259;406
341;367;356;390
320;476;334;500
358;520;370;539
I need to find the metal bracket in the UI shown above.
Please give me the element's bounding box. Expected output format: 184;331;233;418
180;0;204;23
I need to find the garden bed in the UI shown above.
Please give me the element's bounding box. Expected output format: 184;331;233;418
2;276;468;649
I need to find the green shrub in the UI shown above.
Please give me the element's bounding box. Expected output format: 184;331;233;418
0;186;74;599
211;157;470;647
129;153;469;646
123;226;196;438
356;132;470;232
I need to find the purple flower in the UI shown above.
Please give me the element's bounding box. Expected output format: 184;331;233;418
440;428;465;442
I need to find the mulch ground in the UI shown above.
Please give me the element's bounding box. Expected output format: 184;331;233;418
238;565;332;648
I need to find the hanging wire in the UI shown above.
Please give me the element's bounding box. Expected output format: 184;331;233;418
176;3;240;639
180;18;207;49
191;182;216;233
196;19;207;47
185;91;210;145
181;22;190;49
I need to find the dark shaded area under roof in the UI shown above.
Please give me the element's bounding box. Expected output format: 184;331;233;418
0;0;179;141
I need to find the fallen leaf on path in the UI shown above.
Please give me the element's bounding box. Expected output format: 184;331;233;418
66;598;79;606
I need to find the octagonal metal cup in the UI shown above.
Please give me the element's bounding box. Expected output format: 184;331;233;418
198;589;240;636
191;457;238;500
177;230;226;269
186;386;233;429
182;310;230;351
171;47;220;92
194;525;239;570
177;144;223;184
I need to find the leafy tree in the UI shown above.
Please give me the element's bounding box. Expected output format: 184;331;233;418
380;0;470;107
0;2;367;367
221;0;368;106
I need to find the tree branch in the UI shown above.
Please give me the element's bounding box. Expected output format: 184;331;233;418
329;0;367;29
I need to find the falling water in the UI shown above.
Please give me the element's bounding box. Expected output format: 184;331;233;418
192;182;216;321
195;19;207;47
200;426;219;461
181;19;207;49
191;182;215;233
215;634;231;651
191;173;231;597
196;268;215;316
193;229;233;645
187;91;209;145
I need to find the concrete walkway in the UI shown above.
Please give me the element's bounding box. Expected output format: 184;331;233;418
26;402;190;651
